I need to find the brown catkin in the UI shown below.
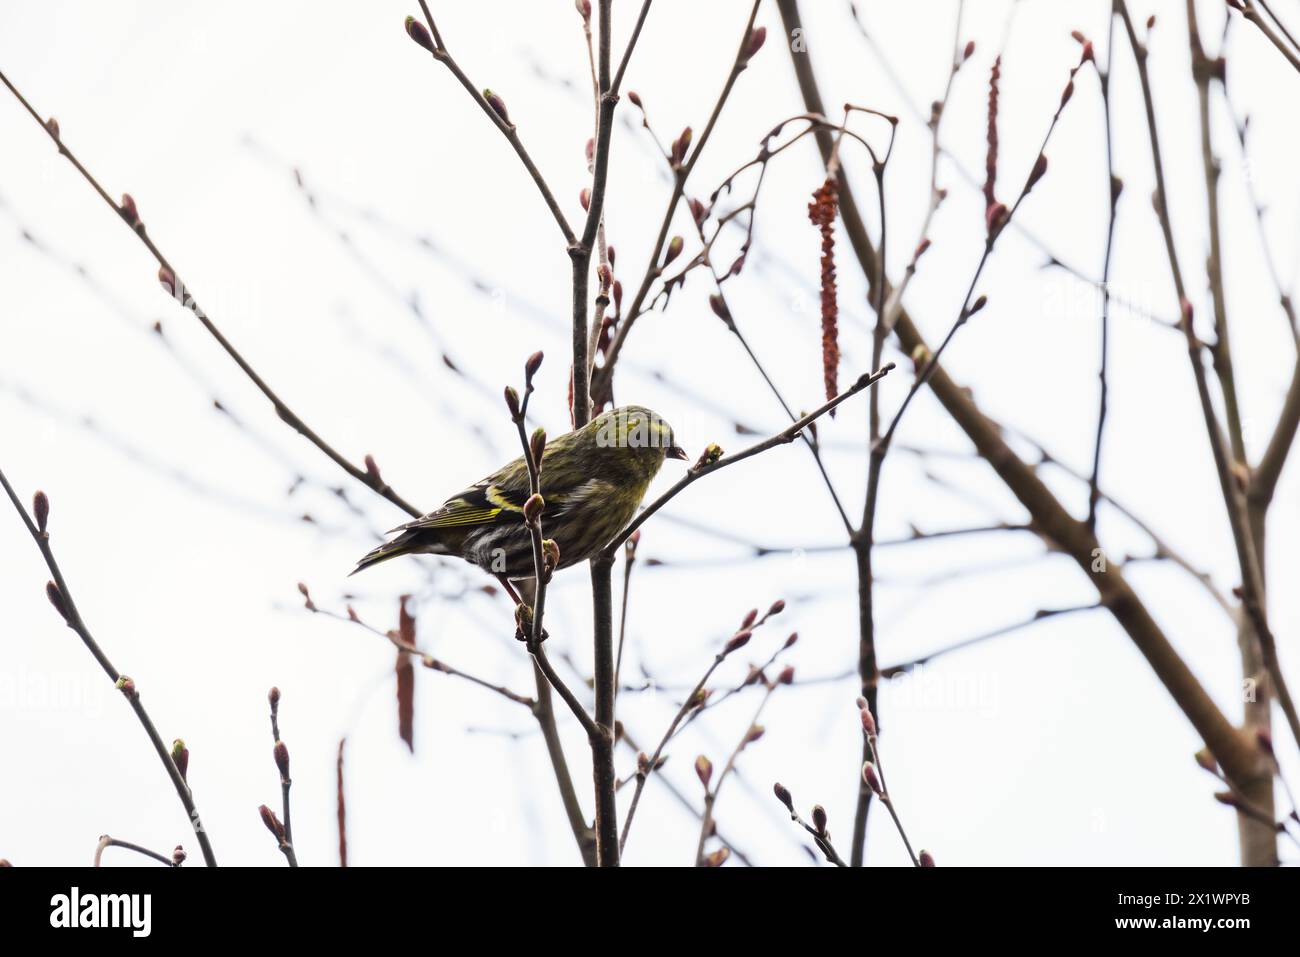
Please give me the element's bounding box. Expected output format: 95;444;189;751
807;178;840;410
984;55;1002;210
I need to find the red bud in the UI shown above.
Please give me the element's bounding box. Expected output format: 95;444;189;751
45;581;69;621
774;782;794;812
483;89;511;126
119;194;140;228
405;16;435;53
274;740;290;779
32;491;49;533
259;804;286;842
695;755;713;789
860;706;877;737
171;739;189;781
525;350;544;380
1027;153;1048;191
671;127;693;166
723;630;752;655
542;538;560;573
664;235;683;266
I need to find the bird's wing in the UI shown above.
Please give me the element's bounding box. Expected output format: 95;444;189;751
387;480;528;533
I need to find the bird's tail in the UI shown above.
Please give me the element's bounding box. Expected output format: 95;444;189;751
349;532;421;576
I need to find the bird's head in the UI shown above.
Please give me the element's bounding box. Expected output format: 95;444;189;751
589;405;688;473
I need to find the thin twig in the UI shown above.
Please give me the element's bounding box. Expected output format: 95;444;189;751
593;0;763;402
695;682;780;866
620;604;785;854
1088;12;1120;529
881;604;1103;677
1235;0;1300;72
0;67;421;520
605;364;895;554
94;835;177;868
1120;0;1300;754
0;469;217;866
413;1;576;245
858;702;919;865
267;689;298;867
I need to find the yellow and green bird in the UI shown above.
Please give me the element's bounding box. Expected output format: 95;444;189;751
351;406;687;583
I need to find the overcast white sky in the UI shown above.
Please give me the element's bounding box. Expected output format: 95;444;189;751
2;0;1298;866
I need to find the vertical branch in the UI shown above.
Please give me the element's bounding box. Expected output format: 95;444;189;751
336;737;348;868
267;687;298;867
581;0;621;868
590;553;620;866
1088;13;1120;530
591;0;764;403
531;661;598;866
571;0;617;429
613;532;640;699
1187;2;1246;464
1120;0;1300;760
507;359;604;865
847;129;893;868
1186;0;1276;866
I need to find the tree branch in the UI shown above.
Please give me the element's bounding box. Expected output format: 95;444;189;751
0;470;218;866
413;2;576;246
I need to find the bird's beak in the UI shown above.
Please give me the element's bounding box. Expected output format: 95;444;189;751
668;445;689;461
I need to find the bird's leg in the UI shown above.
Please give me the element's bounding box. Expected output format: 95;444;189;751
495;574;525;606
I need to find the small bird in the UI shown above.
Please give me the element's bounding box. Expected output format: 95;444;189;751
351;406;687;592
